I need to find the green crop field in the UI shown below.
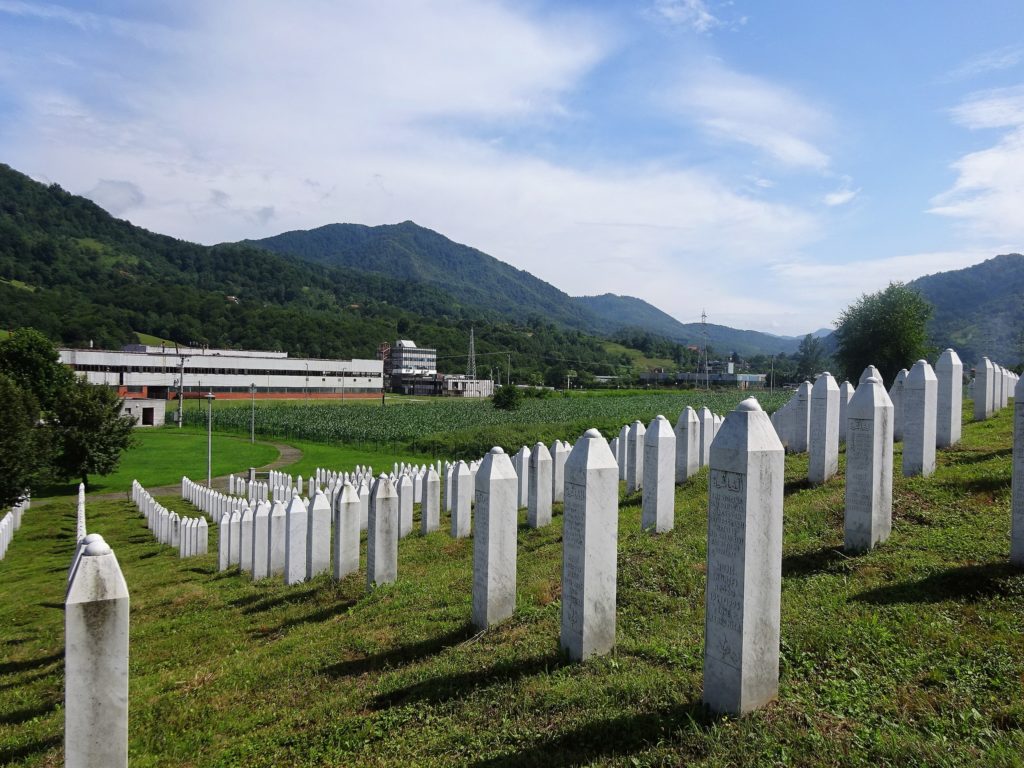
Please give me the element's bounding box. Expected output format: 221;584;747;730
1;400;1020;766
184;390;791;460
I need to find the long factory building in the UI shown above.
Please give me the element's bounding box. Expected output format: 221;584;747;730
59;344;384;400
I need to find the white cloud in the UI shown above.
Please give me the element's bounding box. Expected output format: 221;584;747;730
945;45;1024;81
0;0;838;335
665;63;832;170
84;179;144;216
931;86;1024;240
651;0;719;32
823;184;859;207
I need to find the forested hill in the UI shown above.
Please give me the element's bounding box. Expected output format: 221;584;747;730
246;223;804;355
247;222;600;332
0;163;631;382
907;253;1024;365
575;294;800;356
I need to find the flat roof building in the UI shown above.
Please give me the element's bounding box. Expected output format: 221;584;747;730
59;345;383;400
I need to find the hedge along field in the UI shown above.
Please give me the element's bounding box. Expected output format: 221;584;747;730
184;390;791;459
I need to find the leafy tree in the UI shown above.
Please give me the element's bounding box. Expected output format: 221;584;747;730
833;283;934;385
795;334;830;382
50;377;136;489
0;373;50;508
0;327;73;412
492;384;522;411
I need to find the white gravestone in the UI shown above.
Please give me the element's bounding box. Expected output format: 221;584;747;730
452;461;473;539
626;419;646;493
268;501;286;576
367;474;399;589
974;356;995;422
618;424;630;481
472;447;518;629
561;428;619;661
1013;376;1024;565
528;442;553;528
697;406;715;466
674;406;700;483
844;375;894;552
217;513;231;572
65;538;129;768
421;467;441;534
358;481;370;532
239;507;255;573
642;415;675;533
890;368;908;441
251;502;271;580
197;517;208;556
703;398;784;716
551;440;569;504
284;496;309;585
903;360;937;478
333;482;360;580
307;491;331;579
808;372;840;485
515;445;531;509
791;381;811;453
838;380;855;444
397;475;414;538
935;348;963;448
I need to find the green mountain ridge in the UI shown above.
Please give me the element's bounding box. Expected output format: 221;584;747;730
246;223;802;356
0;163;631;382
907;253;1024;365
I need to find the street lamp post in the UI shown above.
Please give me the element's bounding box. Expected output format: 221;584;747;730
205;391;216;487
250;383;256;444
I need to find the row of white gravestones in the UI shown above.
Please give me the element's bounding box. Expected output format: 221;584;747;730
0;494;29;560
131;481;208;557
974;356;1018;421
65;527;129;768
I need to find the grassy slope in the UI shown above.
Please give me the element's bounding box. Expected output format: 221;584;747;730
1;402;1021;766
600;341;676;372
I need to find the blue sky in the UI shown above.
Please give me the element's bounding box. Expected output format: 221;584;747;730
1;0;1023;335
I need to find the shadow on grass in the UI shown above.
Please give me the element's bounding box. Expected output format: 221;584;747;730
322;623;475;679
946;448;1012;466
373;651;566;709
0;700;58;726
784;477;813;495
782;546;850;578
0;735;61;764
855;562;1021;605
37;601;64;610
0;651;63;676
254;598;359;636
240;585;320;614
468;699;721;768
942;476;1010;496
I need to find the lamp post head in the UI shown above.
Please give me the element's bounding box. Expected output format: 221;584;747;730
205;392;216;401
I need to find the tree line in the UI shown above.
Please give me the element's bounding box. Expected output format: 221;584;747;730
0;328;135;506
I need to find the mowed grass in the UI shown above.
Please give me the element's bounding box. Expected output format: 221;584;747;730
39;430;280;496
2;403;1022;766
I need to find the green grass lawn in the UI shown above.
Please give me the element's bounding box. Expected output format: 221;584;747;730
2;402;1021;766
39;430;280;497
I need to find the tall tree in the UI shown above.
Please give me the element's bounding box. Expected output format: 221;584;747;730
0;373;50;508
833;282;934;385
0;327;73;412
50;377;136;490
795;334;830;382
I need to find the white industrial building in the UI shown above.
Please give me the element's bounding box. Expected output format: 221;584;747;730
59;344;384;401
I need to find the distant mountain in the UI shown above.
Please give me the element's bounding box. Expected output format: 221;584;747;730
246;222;598;333
576;294;800;356
246;223;801;356
0;163;633;381
907;253;1024;365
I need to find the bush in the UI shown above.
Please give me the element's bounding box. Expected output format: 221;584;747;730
492;384;523;411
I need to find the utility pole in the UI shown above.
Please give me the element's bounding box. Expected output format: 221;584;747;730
176;351;186;428
205;392;216;487
467;328;477;378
